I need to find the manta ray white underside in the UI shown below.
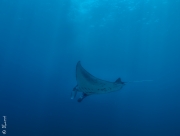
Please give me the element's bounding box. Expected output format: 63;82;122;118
71;61;125;102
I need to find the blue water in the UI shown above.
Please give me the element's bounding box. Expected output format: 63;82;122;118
0;0;180;135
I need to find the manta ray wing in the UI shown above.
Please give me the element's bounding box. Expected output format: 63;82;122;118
76;61;124;94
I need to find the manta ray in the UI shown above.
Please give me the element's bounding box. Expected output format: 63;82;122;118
71;61;125;102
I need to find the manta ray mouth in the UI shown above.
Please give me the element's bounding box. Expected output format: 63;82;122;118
71;61;125;102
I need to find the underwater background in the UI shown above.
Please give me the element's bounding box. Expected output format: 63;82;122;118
0;0;180;135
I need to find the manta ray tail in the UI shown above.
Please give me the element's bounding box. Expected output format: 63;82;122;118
127;80;153;83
